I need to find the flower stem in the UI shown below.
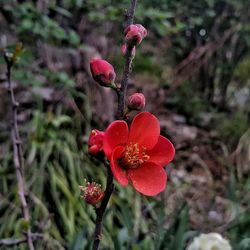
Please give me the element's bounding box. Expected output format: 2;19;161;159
117;0;138;119
91;1;137;249
92;163;114;250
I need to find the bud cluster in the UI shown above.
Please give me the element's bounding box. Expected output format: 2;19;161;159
89;23;147;89
87;23;148;162
124;24;147;46
122;24;147;57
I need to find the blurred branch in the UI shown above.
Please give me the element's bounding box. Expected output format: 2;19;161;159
0;238;26;247
0;233;43;247
4;51;34;250
124;0;137;27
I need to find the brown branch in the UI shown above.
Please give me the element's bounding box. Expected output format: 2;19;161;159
4;56;34;250
91;1;138;249
92;161;114;250
117;0;138;119
124;0;137;27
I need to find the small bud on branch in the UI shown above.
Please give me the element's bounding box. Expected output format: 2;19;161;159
88;130;105;156
124;24;147;46
127;93;146;111
90;59;117;88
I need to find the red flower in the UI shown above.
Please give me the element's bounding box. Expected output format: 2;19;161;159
127;93;145;111
88;129;105;155
90;59;116;87
103;112;175;196
80;181;104;206
124;24;147;45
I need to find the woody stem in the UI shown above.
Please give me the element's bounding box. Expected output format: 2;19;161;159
116;0;137;119
5;57;34;250
92;0;137;249
92;162;114;250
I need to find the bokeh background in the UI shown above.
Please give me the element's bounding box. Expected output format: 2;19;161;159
0;0;250;249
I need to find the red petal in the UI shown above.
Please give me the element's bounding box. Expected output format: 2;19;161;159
128;162;167;196
128;112;160;150
111;146;128;186
103;121;129;160
147;135;175;167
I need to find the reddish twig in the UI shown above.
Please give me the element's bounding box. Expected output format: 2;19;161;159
92;1;137;249
5;56;34;250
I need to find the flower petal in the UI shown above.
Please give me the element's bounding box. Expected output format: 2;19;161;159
128;162;167;196
147;135;175;167
103;121;129;160
128;112;160;150
111;146;128;186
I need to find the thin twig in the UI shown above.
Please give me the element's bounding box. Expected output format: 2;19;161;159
5;57;34;250
91;1;138;249
0;238;26;247
0;233;43;247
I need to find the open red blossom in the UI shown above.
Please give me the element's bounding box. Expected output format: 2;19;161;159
90;59;116;87
103;112;175;196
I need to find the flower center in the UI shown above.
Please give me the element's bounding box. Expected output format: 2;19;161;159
120;143;149;169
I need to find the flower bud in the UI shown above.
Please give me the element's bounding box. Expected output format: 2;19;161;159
80;181;104;206
127;93;145;111
124;24;147;46
121;44;136;58
90;59;116;87
88;129;105;155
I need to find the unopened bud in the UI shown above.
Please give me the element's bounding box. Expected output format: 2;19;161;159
124;24;147;46
80;181;104;206
127;93;146;111
90;59;116;88
88;129;104;155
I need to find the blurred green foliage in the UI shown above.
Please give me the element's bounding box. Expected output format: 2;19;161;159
3;1;80;46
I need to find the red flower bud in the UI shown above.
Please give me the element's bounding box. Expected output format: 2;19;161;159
88;129;105;155
127;93;146;111
121;44;136;58
80;181;104;206
124;24;147;46
90;59;116;87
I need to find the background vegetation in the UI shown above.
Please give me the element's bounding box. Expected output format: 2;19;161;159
0;0;250;249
